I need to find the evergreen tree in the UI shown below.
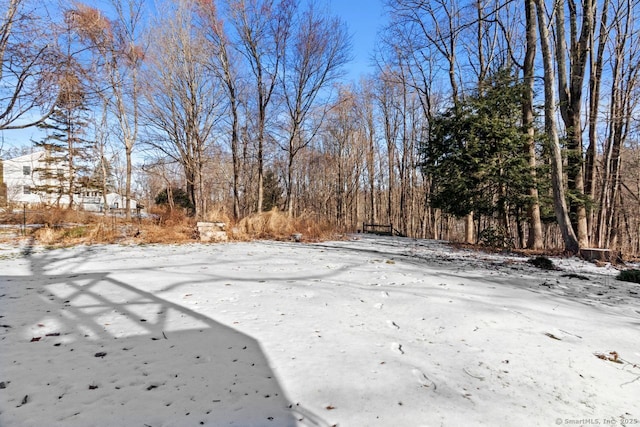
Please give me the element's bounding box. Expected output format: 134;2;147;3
423;69;543;236
88;154;116;194
33;69;93;207
263;170;283;212
155;187;194;212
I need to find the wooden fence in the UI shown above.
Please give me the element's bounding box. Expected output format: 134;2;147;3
362;223;404;237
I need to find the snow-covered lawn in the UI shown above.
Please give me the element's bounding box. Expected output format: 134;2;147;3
1;235;638;427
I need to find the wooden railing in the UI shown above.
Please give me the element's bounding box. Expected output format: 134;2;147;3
362;223;404;237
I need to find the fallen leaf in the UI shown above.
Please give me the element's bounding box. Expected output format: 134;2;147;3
594;351;623;364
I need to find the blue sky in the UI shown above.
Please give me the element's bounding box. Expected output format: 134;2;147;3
328;0;386;80
0;0;387;151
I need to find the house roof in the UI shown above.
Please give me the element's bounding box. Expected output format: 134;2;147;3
3;151;46;163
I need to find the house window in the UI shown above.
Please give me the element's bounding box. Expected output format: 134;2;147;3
23;186;31;195
23;166;31;176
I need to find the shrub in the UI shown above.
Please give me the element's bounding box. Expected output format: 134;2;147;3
155;188;194;212
528;256;557;270
478;226;514;249
617;269;640;284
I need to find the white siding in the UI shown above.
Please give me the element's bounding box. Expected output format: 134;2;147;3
2;152;49;205
2;152;137;212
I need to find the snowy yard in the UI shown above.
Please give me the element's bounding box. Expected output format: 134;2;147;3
0;235;639;426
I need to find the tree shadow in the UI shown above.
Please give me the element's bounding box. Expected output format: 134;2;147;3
0;245;330;427
310;236;640;319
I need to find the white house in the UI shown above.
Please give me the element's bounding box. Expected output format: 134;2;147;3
79;191;137;213
1;151;53;205
1;151;137;212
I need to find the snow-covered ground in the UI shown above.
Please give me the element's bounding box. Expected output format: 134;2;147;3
0;235;639;427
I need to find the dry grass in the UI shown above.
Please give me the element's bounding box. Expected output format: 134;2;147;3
148;206;190;227
2;206;338;247
235;209;337;242
0;206;96;226
204;206;232;225
30;219;197;247
33;223;115;246
138;222;196;244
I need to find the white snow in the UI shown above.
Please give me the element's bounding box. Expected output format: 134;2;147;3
1;235;639;426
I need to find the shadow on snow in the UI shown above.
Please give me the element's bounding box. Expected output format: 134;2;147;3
0;241;330;427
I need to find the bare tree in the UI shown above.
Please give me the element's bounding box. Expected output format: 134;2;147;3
228;0;295;213
142;0;223;219
375;68;402;228
67;0;145;220
585;0;610;239
379;5;442;238
0;0;57;130
323;86;365;229
279;4;350;216
386;0;476;242
356;78;378;225
595;0;640;249
196;0;245;219
553;0;596;248
534;0;579;254
95;101;112;214
523;0;544;249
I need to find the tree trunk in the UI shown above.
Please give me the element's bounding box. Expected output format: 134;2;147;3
257;119;264;213
286;140;295;216
554;0;595;248
585;0;609;241
524;0;544;250
534;0;579;254
465;213;475;244
230;97;241;220
125;144;132;220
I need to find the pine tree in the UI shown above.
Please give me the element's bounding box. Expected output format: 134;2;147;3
262;170;283;212
33;69;93;208
423;69;546;241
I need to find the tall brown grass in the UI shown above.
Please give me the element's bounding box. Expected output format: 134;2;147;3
0;206;95;226
235;209;337;241
33;222;119;246
4;206;338;246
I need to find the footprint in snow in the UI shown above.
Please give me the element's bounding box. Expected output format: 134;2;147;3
412;368;436;391
391;342;404;354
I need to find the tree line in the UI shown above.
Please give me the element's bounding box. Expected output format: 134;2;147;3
1;0;639;256
379;0;640;255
